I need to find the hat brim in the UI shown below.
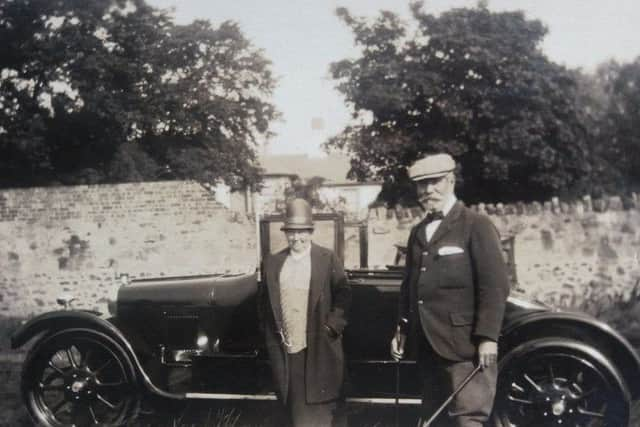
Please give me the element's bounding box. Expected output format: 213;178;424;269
411;169;453;181
281;224;314;231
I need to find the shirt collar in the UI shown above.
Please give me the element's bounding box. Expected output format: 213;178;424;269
442;194;457;216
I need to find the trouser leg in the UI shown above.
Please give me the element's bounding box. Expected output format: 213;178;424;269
418;341;497;427
444;359;497;427
419;341;448;427
286;350;337;427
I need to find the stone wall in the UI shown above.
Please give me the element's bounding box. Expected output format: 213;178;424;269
366;195;640;307
0;181;257;317
3;181;640;319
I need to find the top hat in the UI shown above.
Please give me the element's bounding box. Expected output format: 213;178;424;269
281;198;314;231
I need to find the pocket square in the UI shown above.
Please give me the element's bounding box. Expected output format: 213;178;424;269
438;246;464;256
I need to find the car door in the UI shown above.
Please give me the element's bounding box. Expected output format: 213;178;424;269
344;269;422;402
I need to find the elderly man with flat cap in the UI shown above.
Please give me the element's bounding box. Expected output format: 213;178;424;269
390;153;510;427
259;198;351;427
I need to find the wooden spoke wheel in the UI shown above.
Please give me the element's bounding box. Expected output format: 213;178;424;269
492;339;630;427
22;330;140;427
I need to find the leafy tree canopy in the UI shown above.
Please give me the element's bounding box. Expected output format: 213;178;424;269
328;2;604;204
0;0;277;189
599;59;640;188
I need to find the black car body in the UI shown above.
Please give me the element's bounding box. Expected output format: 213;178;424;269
11;214;640;426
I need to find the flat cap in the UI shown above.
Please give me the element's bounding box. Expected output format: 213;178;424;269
408;153;455;181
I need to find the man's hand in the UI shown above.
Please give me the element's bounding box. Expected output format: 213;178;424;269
324;324;339;339
390;326;406;361
477;339;498;369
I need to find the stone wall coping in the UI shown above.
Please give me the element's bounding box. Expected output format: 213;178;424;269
366;193;640;219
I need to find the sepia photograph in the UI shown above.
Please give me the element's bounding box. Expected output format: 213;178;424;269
1;0;640;426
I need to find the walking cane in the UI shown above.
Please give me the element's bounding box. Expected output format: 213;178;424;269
417;364;483;427
394;357;401;427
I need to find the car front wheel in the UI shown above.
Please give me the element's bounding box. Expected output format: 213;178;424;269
21;329;140;427
492;338;630;427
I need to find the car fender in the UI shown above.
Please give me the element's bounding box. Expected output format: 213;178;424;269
10;310;184;400
500;310;640;399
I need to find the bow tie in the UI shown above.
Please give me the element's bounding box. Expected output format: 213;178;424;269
425;210;444;223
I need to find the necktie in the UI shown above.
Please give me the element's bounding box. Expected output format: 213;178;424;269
425;210;444;223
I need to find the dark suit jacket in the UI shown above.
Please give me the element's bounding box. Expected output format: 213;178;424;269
259;243;351;403
398;201;510;361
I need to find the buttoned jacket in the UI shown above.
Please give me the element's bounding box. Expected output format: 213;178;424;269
259;243;351;403
398;201;510;361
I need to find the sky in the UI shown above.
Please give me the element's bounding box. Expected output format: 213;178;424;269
147;0;640;156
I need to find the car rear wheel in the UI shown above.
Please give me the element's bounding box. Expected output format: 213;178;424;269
492;338;630;427
22;329;140;427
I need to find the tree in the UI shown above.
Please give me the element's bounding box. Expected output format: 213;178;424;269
328;3;602;204
0;0;277;189
599;58;640;189
571;61;626;196
283;176;326;210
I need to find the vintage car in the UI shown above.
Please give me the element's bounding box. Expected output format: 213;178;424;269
10;213;640;427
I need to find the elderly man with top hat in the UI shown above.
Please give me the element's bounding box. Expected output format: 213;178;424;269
390;154;510;427
259;198;351;427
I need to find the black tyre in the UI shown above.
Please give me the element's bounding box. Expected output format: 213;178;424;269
22;329;141;426
492;338;630;427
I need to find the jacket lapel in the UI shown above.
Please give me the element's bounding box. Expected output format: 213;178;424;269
267;249;288;327
414;216;429;249
428;201;464;248
307;244;326;321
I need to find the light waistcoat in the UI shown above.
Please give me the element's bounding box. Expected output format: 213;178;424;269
279;247;311;353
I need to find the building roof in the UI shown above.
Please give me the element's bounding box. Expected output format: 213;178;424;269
320;181;381;188
259;154;358;184
262;172;298;178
